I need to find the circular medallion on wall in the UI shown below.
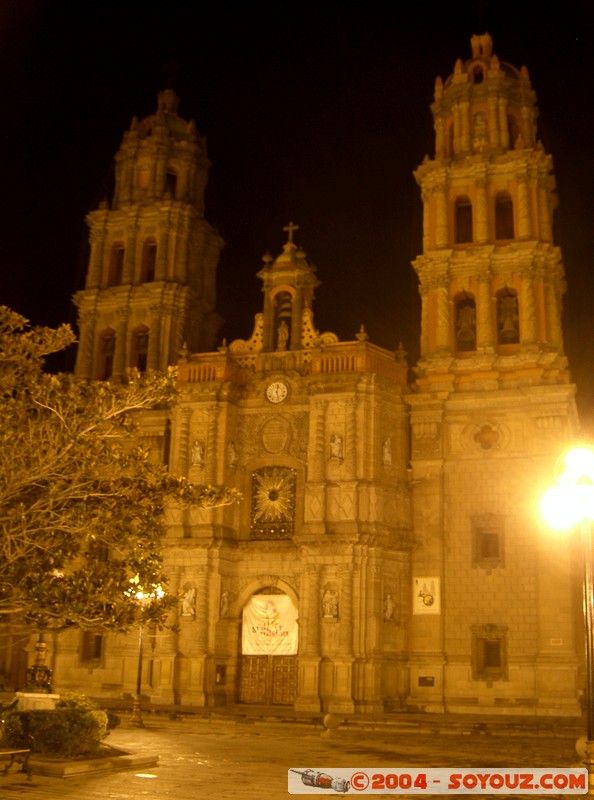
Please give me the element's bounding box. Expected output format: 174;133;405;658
261;416;291;454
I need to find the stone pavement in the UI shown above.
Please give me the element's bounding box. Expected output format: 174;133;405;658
0;709;588;799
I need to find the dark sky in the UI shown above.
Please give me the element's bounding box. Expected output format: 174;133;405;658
1;1;593;422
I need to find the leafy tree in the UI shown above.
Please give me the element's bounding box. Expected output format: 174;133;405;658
0;306;239;631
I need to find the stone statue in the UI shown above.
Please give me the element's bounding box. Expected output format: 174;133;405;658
382;437;392;466
383;593;395;621
191;439;204;467
276;320;289;351
322;588;339;619
227;440;238;468
181;586;196;618
220;590;229;619
330;434;343;460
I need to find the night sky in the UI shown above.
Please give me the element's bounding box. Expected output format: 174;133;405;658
1;1;593;424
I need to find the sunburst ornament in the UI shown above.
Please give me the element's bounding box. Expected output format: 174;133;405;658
250;466;296;539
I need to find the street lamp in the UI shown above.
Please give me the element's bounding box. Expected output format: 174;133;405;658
542;445;594;794
125;577;164;727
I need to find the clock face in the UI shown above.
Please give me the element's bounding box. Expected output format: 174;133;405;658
266;381;288;404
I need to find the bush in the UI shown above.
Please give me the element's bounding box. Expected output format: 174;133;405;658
2;694;109;757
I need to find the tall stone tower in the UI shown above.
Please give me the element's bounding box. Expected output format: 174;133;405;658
73;89;223;380
408;34;580;713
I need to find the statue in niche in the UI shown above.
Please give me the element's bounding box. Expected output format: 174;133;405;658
472;111;488;151
456;300;476;350
498;292;519;343
276;320;289;351
220;591;229;619
383;593;395;622
382;437;392;466
322;587;339;619
329;434;343;460
191;439;204;467
227;440;238;468
181;585;196;618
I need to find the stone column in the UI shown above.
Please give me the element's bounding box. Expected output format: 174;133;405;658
87;229;105;288
177;407;192;476
453;105;462;155
435;186;448;248
499;99;509;149
520;272;537;345
311;400;327;482
538;180;553;243
156;224;170;281
488;95;499;147
122;223;138;284
421;188;431;251
295;564;322;711
74;310;98;379
477;271;494;349
545;278;563;349
435;278;450;352
419;284;430;356
148;304;163;371
290;290;303;350
345;398;357;480
113;308;130;378
460;101;471;153
517;176;532;239
206;405;220;484
434;117;444;159
475;178;489;243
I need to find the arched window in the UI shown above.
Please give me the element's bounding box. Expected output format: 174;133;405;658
454;292;476;352
495;192;514;240
97;329;116;380
507;114;521;149
454;196;473;244
274;291;292;351
137;166;149;189
472;111;488;152
107;243;124;287
130;326;149;372
446;121;454;157
471;65;484;84
140;238;157;282
165;170;177;198
496;287;519;344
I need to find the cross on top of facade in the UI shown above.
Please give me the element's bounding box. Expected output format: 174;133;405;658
283;221;299;243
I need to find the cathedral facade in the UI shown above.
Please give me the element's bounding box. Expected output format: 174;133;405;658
3;35;582;715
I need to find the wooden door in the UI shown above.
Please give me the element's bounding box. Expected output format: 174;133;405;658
238;655;297;705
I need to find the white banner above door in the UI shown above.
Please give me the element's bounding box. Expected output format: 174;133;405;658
242;594;298;655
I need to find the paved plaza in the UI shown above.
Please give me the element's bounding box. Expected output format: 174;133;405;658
0;711;587;799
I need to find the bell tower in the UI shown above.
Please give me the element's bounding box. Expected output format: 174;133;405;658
407;35;580;715
257;221;320;352
73;89;223;380
413;32;565;380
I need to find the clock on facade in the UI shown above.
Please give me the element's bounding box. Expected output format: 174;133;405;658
266;380;288;404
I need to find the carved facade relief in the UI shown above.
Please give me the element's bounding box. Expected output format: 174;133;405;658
238;412;308;462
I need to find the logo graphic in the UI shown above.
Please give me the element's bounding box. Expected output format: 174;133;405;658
290;769;350;793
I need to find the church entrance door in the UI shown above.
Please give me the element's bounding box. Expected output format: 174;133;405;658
237;654;298;705
237;591;298;706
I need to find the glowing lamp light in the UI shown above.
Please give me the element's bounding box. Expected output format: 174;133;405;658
541;446;594;529
542;443;594;780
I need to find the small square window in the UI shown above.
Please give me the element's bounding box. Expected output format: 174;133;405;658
472;624;507;682
472;514;504;567
81;631;103;666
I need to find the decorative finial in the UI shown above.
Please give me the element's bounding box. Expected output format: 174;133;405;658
179;341;190;361
356;324;369;342
283;221;300;243
262;251;273;266
395;341;408;364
